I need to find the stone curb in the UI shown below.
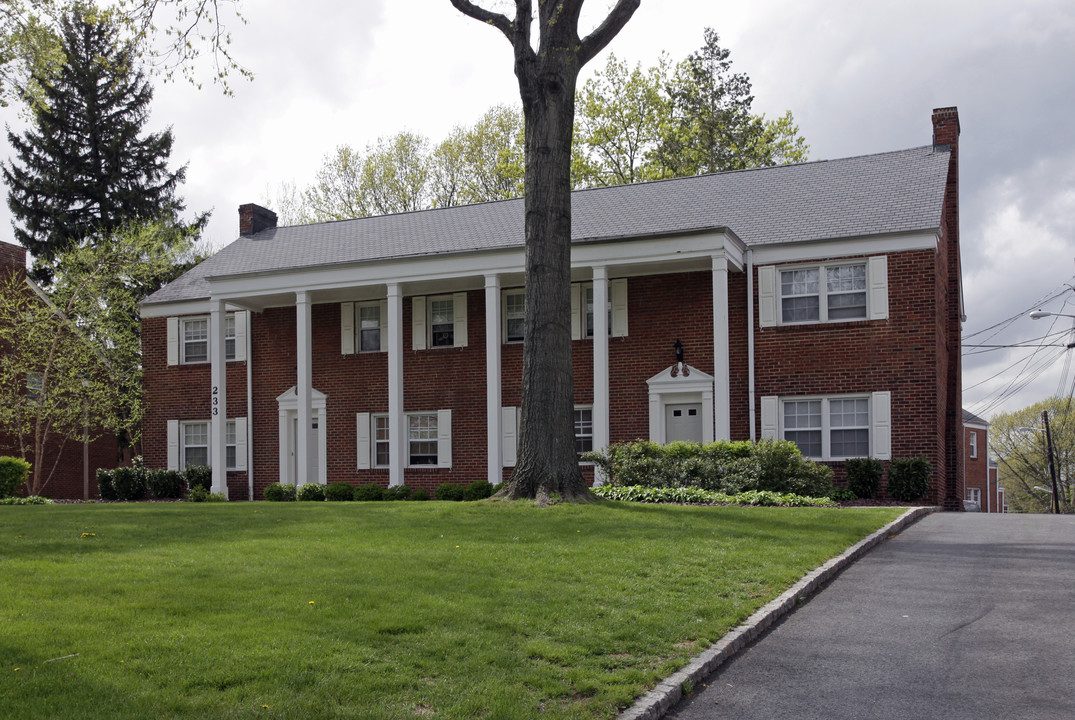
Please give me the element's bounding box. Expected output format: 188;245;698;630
616;506;937;720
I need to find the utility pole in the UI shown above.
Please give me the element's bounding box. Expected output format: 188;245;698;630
1043;410;1061;514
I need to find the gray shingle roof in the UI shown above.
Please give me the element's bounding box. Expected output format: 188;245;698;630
962;409;989;426
145;144;950;305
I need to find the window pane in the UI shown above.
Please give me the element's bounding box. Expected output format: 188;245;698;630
785;430;822;458
374;416;390;466
828;292;867;319
506;293;525;342
360;328;381;352
184;422;208;446
826;265;867;320
430;298;454;348
359;305;381;351
574;408;593;455
781;296;820;322
781;269;818;296
408;414;438;465
826;265;866;293
830;429;869;457
783;400;821;429
583;286;612;338
829;398;868;428
185;447;209;468
184;319;208;362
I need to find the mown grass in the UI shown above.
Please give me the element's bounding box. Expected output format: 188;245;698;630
0;501;902;719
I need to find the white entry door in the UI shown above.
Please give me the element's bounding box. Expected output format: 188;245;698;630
287;413;320;485
665;403;703;443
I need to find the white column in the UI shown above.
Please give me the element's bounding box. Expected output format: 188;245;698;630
295;291;314;487
209;298;228;498
592;267;610;484
386;283;405;487
485;275;503;485
712;253;731;440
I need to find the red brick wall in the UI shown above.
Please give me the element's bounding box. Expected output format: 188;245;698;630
752;250;947;502
963;425;1001;512
143;253;953;503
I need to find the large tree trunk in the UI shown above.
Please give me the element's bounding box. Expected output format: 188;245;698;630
450;0;640;503
500;49;592;502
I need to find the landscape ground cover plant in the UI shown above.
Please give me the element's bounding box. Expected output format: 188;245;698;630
0;501;901;719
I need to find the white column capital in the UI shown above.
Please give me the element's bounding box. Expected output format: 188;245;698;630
592;265;608;280
712;252;729;273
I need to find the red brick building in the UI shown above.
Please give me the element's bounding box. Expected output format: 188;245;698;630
0;241;118;499
140;107;965;506
962;408;1006;512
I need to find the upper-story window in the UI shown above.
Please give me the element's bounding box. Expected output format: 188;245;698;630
780;263;866;324
504;290;525;343
168;312;245;365
758;256;887;328
429;297;455;348
583;286;613;338
359;303;382;352
970;431;978;459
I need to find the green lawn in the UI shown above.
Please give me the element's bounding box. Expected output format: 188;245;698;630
0;501;902;719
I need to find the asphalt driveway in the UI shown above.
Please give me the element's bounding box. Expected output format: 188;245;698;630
667;513;1075;720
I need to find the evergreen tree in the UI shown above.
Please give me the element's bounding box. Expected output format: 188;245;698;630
3;3;199;284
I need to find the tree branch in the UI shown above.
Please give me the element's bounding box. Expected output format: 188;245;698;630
578;0;641;67
447;0;515;40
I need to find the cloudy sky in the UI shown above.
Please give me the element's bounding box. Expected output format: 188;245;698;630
3;0;1074;421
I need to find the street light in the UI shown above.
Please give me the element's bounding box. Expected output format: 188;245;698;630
1030;310;1075;320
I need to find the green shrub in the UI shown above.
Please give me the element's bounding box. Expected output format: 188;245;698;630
96;468;117;501
264;482;297;502
888;457;931;502
845;458;883;499
0;495;54;505
325;482;355;501
435;483;464;501
188;485;208;502
583;439;833;497
591;484;836;507
297;483;326;501
0;456;31;497
110;466;147;501
463;480;494;501
830;487;857;502
147;469;185;499
409;488;430;501
383;485;412;501
353;483;384;501
184;465;212;493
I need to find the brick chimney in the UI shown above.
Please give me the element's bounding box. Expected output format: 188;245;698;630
238;203;278;236
932;106;964;511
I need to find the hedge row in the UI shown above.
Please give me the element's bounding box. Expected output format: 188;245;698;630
592;485;837;507
97;460;213;502
263;481;496;502
583;439;835;498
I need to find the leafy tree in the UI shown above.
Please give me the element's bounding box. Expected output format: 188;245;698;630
451;0;640;503
360;131;433;215
300;145;367;223
0;221;196;495
431;104;525;206
652;28;809;177
990;398;1073;513
3;3;203;284
572;53;669;187
0;1;248;108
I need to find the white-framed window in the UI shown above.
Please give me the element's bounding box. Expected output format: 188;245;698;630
757;257;887;328
167;312;246;365
356;410;452;469
411;293;468;350
359;303;382;352
167;418;246;471
408;413;440;465
182;421;209;469
570;279;628;339
761;393;886;461
503;290;525;343
574;406;594;456
969;431;978;459
429;297;455;348
373;414;390;467
966;487;981;505
780;263;866;324
182;318;209;363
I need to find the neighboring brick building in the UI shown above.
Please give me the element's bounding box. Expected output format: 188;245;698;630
0;241;117;499
962;408;1006;512
140;107;965;506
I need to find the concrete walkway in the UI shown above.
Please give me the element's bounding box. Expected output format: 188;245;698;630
665;513;1075;720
